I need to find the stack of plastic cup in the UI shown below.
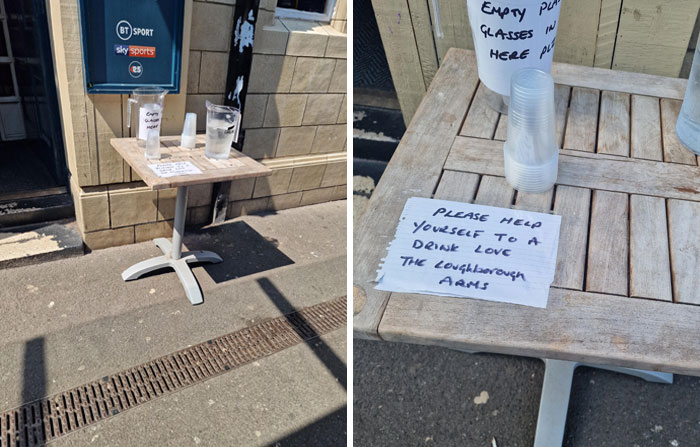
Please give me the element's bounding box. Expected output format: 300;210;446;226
503;68;558;193
181;113;197;149
145;129;161;160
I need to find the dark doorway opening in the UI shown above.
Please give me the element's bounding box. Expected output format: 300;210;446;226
276;0;327;14
0;0;69;202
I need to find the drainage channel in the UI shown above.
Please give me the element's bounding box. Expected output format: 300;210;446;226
0;296;347;447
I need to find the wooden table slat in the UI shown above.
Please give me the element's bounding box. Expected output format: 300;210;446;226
550;61;687;100
563;87;599;153
434;171;480;202
513;190;553;213
668;199;700;305
473;176;514;208
378;288;700;376
586;190;629;296
353;48;480;339
630;95;663;161
629;195;673;301
597;91;630;157
446;136;700;203
110;135;271;190
494;114;508;141
661;98;697;166
552;185;591;290
554;85;571;149
460;83;500;139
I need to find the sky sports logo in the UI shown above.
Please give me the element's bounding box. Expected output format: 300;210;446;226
114;44;155;58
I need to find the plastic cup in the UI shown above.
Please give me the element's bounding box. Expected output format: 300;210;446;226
145;129;161;160
181;112;197;149
503;68;558;193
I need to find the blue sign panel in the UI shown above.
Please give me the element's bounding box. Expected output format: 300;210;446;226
78;0;184;94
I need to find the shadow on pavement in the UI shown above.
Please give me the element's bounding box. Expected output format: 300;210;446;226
137;220;295;284
21;337;47;446
195;221;294;283
257;277;347;390
269;406;347;447
22;337;46;407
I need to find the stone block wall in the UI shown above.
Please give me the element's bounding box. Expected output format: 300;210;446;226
184;0;347;227
50;0;346;250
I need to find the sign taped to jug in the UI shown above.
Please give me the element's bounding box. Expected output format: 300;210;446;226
138;104;162;140
375;197;561;308
468;0;561;95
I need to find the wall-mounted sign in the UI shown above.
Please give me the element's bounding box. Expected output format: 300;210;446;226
78;0;184;94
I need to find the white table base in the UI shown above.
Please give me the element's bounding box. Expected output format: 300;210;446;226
534;359;673;447
121;186;222;305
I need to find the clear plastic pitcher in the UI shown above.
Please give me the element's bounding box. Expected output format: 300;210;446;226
127;87;167;141
205;101;241;159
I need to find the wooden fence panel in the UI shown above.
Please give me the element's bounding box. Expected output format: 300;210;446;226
371;0;427;124
613;0;700;76
594;0;624;68
408;0;439;88
553;0;604;66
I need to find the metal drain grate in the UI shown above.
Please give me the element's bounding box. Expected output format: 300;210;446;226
0;296;346;446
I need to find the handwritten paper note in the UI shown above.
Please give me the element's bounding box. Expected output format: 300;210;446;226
468;0;562;95
375;198;561;308
148;161;202;178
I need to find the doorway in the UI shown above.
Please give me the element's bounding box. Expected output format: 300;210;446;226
0;0;69;206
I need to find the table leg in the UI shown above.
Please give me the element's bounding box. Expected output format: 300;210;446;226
121;255;172;281
533;359;576;447
170;186;188;260
121;185;223;305
534;359;673;447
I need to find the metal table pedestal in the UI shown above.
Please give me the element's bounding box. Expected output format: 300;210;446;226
534;359;673;447
121;186;222;305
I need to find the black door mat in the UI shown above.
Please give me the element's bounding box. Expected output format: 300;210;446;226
0;140;64;196
0;194;74;229
354;0;395;92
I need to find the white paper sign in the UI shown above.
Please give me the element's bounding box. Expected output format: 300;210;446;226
375;197;561;308
468;0;562;95
148;161;202;178
138;104;162;140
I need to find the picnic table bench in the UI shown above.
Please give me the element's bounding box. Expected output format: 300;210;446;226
353;48;700;445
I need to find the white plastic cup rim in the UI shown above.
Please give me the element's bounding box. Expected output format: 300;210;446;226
510;69;555;105
181;134;196;148
504;149;558;192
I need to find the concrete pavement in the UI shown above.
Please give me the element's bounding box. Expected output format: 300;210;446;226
0;200;347;446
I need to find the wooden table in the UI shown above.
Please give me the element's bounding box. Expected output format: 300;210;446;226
353;48;700;445
111;135;270;305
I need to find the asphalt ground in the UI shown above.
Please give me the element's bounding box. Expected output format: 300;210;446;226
353;157;700;447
